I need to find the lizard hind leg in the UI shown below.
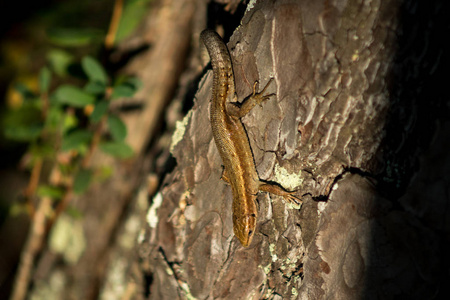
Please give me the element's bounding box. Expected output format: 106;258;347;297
258;182;302;204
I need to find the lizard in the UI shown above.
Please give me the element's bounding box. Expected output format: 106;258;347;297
200;29;301;247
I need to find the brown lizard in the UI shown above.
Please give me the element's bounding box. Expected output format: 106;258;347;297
200;29;301;247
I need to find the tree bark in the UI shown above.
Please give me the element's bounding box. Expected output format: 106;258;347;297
144;0;447;299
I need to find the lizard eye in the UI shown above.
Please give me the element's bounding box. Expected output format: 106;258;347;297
248;230;253;237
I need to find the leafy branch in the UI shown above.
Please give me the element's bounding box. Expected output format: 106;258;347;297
4;2;152;299
6;50;141;300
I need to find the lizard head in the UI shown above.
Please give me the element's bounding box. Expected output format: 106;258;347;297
233;212;257;247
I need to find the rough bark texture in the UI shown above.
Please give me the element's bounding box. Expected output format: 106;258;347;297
143;0;448;299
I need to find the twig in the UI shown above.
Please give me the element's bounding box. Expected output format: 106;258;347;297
48;104;107;231
10;196;52;300
82;115;106;168
105;0;124;49
24;158;43;216
45;186;73;233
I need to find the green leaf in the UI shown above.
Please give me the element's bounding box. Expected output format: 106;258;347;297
107;115;127;141
47;28;104;47
47;49;74;77
37;185;64;199
111;84;136;100
45;105;63;130
62;113;78;133
90;100;109;123
81;56;108;84
4;125;43;142
54;85;95;107
115;0;150;43
124;76;143;90
73;169;92;195
110;76;141;100
39;67;52;93
100;141;134;159
84;81;106;95
2;102;42;141
61;130;92;151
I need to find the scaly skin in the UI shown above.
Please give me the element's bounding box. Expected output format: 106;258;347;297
201;29;300;247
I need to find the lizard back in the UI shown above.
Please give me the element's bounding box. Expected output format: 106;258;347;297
201;29;261;246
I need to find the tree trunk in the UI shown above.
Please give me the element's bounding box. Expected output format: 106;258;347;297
144;0;448;299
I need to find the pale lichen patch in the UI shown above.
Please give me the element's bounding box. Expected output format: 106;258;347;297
273;164;303;191
146;192;163;228
269;243;278;262
49;214;86;264
170;110;192;153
